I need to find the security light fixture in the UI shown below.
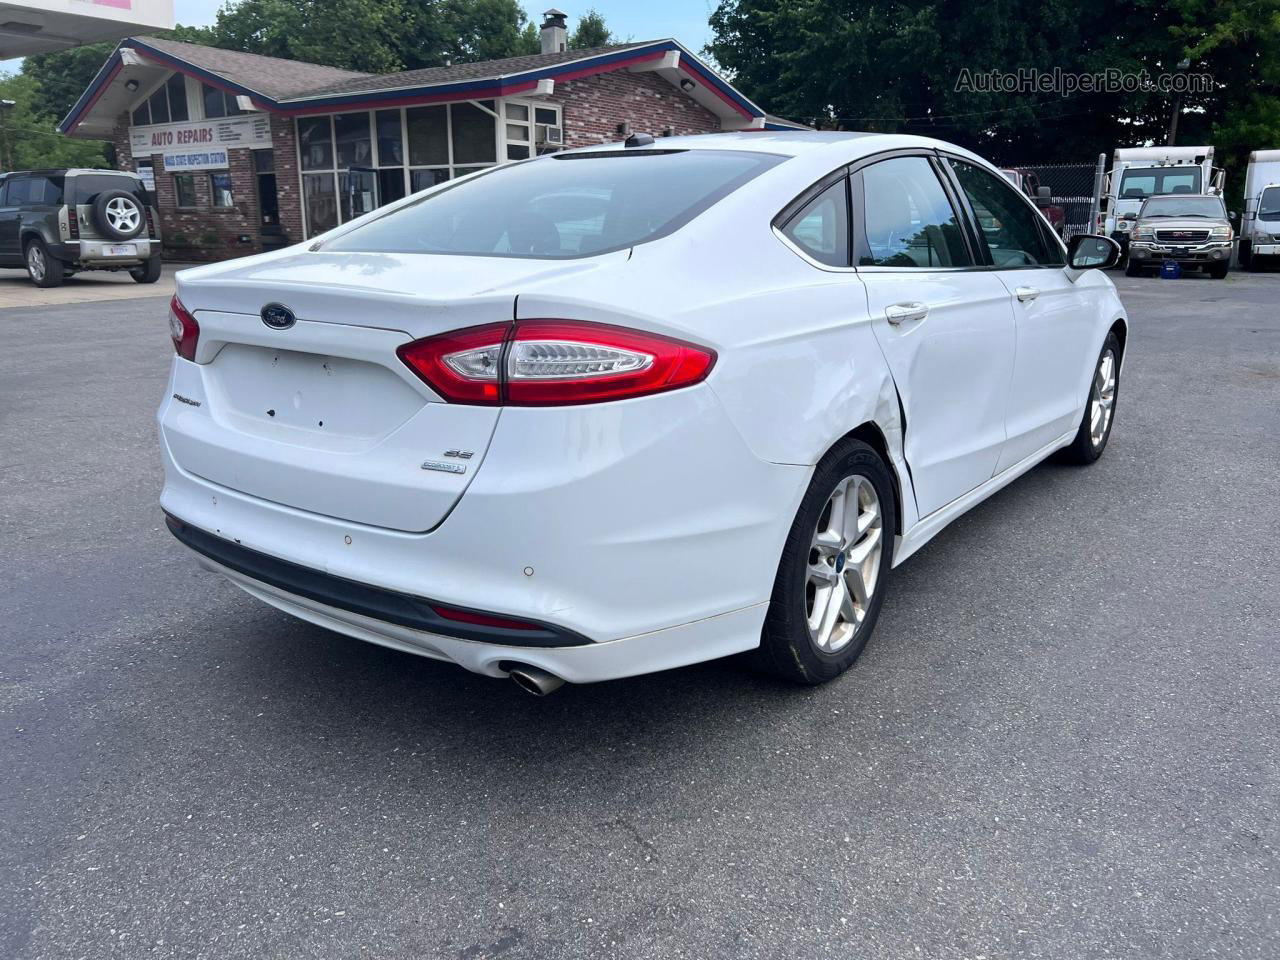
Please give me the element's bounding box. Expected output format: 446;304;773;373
680;78;696;92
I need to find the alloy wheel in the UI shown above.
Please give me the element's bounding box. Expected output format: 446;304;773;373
806;474;883;653
27;245;45;282
106;197;141;234
1090;349;1117;447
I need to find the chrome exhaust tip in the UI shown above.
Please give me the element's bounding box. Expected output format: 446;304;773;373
507;664;566;696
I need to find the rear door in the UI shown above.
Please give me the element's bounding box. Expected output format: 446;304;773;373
943;157;1092;471
854;154;1018;518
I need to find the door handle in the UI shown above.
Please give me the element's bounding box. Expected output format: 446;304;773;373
885;302;929;325
1014;286;1040;302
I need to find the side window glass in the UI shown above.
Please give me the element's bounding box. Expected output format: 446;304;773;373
780;178;849;267
951;160;1053;267
5;177;30;207
859;157;969;267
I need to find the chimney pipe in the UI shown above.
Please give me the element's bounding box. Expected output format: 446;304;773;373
541;8;568;55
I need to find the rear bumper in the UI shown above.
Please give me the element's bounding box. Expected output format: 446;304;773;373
158;361;810;679
51;238;157;266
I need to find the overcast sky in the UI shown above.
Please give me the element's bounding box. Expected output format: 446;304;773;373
2;1;719;77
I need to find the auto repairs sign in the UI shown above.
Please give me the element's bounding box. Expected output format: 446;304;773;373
161;147;229;171
130;114;272;158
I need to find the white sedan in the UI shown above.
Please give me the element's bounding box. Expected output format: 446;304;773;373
159;132;1126;694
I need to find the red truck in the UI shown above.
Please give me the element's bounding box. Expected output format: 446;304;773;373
1001;168;1069;241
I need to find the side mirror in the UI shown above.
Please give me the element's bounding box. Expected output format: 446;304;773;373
1035;185;1052;208
1229;210;1240;224
1122;212;1138;222
1067;234;1121;271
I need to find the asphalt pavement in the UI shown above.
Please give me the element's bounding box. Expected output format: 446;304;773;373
2;271;1278;959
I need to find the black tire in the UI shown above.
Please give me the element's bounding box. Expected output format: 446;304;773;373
1247;254;1265;273
1208;261;1229;280
1124;259;1145;277
131;257;162;284
91;190;146;241
1060;331;1121;465
24;238;65;288
754;439;896;685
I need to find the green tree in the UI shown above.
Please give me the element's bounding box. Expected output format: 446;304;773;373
0;72;110;170
708;0;1280;170
570;9;612;48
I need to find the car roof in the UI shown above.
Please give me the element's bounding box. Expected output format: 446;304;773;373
558;131;988;163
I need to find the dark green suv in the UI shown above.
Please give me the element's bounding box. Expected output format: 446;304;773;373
0;169;163;288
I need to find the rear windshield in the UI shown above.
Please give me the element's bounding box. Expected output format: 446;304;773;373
1118;166;1202;199
324;149;785;259
74;174;148;206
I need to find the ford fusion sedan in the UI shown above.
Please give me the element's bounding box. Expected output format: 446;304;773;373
158;132;1127;694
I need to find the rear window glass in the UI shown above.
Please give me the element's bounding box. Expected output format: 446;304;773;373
74;174;148;206
324;149;785;259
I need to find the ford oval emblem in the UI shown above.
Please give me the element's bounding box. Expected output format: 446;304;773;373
261;303;296;330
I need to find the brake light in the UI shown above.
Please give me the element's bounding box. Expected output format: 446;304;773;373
169;296;199;361
67;207;80;240
146;208;157;239
397;320;715;406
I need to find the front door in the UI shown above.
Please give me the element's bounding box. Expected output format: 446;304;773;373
854;155;1017;518
0;175;27;261
944;158;1095;471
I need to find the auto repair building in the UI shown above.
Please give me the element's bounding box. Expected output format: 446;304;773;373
60;10;802;261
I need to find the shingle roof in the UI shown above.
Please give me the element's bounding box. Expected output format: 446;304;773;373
139;36;371;100
296;43;652;98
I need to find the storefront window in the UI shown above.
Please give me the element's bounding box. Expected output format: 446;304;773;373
298;117;334;171
376;110;404;166
297;99;540;237
406;106;448;167
132;73;190;127
202;82;245;120
303;173;338;234
334;112;373;169
174;174;197;208
450;101;497;165
210;172;234;208
410;168;450;193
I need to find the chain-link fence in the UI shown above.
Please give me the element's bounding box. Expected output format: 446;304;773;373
1005;161;1104;239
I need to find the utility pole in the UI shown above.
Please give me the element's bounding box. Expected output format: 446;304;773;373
1166;58;1191;146
0;100;14;172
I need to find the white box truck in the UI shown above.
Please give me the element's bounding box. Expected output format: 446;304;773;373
1241;149;1280;271
1099;146;1224;257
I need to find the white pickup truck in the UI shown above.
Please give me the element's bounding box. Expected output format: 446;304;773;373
1241;149;1280;271
1099;146;1224;258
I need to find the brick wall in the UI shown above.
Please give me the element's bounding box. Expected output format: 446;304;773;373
547;70;722;147
269;114;305;246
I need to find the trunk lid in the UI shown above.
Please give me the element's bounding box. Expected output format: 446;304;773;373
168;249;626;532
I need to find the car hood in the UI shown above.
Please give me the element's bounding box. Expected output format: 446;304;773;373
1137;217;1228;232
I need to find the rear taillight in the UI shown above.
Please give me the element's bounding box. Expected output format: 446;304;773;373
169;296;199;361
397;320;715;406
146;208;157;239
67;207;79;240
